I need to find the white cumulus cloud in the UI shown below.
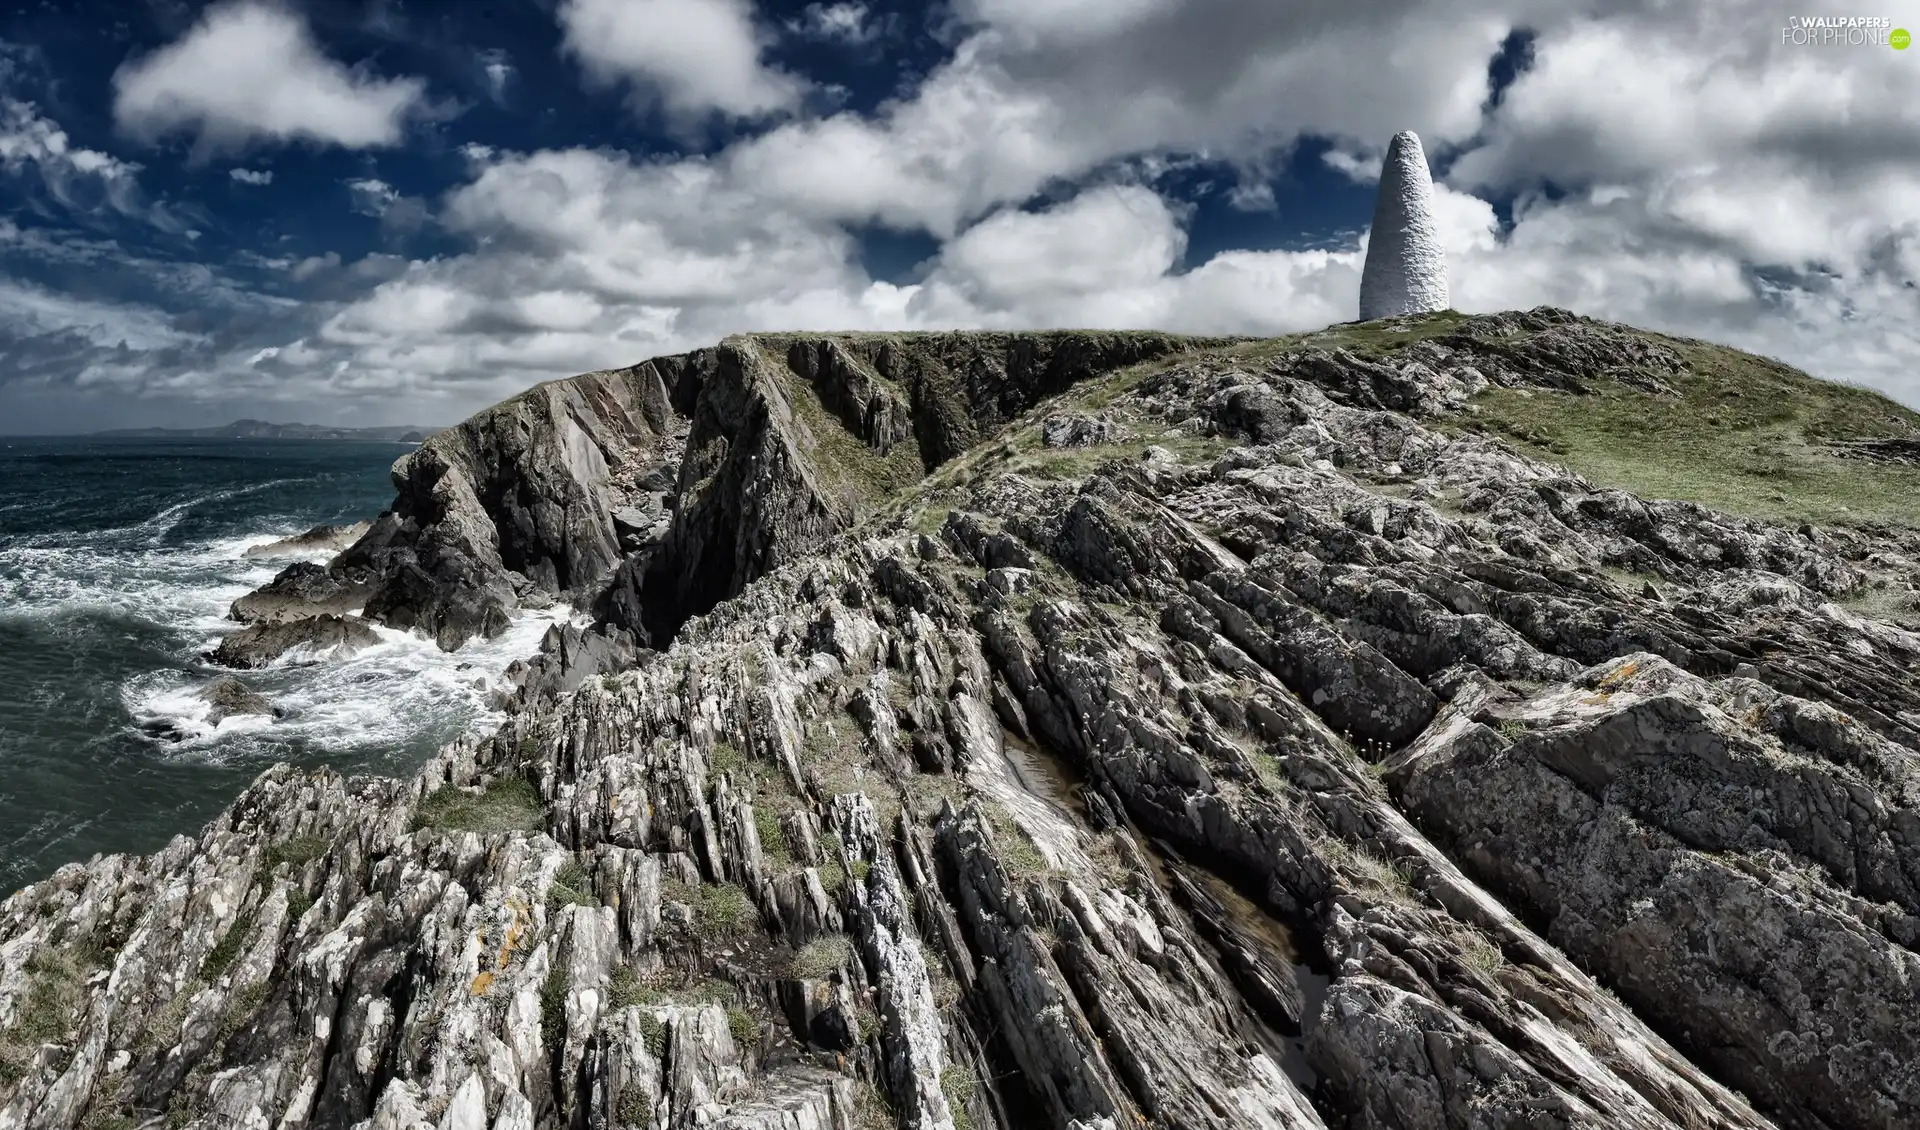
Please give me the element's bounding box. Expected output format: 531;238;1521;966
112;0;428;154
558;0;803;119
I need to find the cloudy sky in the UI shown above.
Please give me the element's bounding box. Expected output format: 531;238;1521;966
0;0;1914;433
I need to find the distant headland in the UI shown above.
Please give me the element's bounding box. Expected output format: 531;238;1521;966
90;418;441;442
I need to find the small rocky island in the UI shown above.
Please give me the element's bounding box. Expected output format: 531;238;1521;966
4;310;1918;1130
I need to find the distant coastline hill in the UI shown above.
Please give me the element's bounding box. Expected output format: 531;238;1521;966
92;419;441;442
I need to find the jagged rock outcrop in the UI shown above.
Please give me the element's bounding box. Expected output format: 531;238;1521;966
8;310;1920;1130
630;332;1200;644
338;362;688;651
224;332;1198;654
230;561;377;624
197;679;276;725
207;614;382;669
1358;131;1450;321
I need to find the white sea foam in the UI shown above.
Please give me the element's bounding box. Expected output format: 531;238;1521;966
2;516;572;766
0;534;289;629
126;604;573;759
128;676;278;744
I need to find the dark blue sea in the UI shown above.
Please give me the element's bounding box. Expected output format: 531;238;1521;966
0;438;565;892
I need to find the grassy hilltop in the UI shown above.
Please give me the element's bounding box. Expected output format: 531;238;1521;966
1271;312;1920;529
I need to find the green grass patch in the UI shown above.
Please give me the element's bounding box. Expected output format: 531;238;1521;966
911;504;954;537
198;910;256;981
618;1084;654;1128
1248;747;1290;795
753;806;793;868
801;709;868;770
547;859;597;910
1069;337;1240;411
0;944;104;1084
639;1013;666;1053
665;880;756;937
1322;838;1420;905
219;980;269;1047
1233;310;1476;365
696;884;754;933
262;836;328;871
136;977;207;1056
607;965;651;1011
631;984;667;1051
1837;583;1920;628
726;1006;760;1050
818;862;847;897
164;1068;212;1130
1456;926;1507;978
413;777;545;835
788;935;853;980
540;962;569;1052
1461;338;1920;527
854;1079;897;1130
942;1065;981;1130
710;739;746;776
985;807;1052;877
605;970;751;1053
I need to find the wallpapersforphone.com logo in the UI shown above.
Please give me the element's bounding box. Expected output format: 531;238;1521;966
1782;15;1910;47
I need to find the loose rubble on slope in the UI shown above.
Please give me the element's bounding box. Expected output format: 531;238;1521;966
4;308;1918;1130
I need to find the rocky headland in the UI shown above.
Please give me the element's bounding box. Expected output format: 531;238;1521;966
5;309;1919;1130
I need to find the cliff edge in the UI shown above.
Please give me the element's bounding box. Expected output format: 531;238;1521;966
5;309;1920;1130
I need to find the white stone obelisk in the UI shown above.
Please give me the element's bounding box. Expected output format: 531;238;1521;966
1358;131;1450;321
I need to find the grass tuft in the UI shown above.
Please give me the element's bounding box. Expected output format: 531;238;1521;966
665;880;756;937
726;1005;760;1050
754;806;793;868
789;935;853;980
540;962;569;1052
1456;927;1507;978
262;836;328;871
942;1065;980;1130
547;858;597;910
0;944;104;1085
413;777;545;835
617;1084;654;1129
986;807;1052;877
710;740;746;776
198;910;256;981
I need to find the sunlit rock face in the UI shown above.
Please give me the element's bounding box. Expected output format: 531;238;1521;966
1358;130;1450;321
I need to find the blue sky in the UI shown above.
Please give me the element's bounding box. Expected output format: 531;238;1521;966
0;0;1915;433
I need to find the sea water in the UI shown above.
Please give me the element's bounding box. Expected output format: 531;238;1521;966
0;437;568;891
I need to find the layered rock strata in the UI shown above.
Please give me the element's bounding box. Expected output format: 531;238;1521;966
5;309;1918;1130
